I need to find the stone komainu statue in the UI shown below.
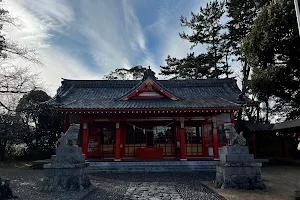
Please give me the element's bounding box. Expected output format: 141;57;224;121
59;124;80;147
223;123;246;146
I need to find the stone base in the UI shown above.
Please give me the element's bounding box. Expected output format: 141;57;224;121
215;162;266;190
295;190;300;200
42;165;91;191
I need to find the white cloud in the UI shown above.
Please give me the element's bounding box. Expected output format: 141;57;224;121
76;1;150;73
147;0;209;66
5;0;98;96
5;0;153;96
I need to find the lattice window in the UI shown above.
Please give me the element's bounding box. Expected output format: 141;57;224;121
125;125;146;157
185;126;202;144
153;126;173;144
98;126;115;158
99;128;115;144
185;126;203;157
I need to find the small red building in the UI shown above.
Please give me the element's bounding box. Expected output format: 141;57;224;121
46;68;246;161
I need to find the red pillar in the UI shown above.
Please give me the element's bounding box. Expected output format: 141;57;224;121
64;113;70;132
212;116;219;159
253;133;257;158
285;136;289;158
273;137;277;159
82;119;89;160
115;122;121;161
120;121;126;158
180;120;186;160
230;112;235;125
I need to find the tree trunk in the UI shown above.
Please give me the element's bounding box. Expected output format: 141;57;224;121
0;141;7;161
256;105;260;123
225;53;229;78
236;60;250;132
265;98;269;123
212;37;218;79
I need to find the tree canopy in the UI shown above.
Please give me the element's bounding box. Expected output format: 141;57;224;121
104;65;156;80
160;0;232;79
243;0;300;120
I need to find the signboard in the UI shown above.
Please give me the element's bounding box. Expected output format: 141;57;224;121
87;136;100;157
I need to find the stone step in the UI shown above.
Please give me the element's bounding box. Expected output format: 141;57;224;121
88;161;216;166
87;167;216;173
87;161;216;173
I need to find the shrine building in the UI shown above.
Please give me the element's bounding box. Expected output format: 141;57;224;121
45;67;249;161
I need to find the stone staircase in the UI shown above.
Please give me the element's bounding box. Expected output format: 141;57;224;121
87;161;216;173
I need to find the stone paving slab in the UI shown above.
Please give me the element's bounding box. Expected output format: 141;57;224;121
124;182;182;200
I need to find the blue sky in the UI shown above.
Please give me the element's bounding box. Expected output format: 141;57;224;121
7;0;214;95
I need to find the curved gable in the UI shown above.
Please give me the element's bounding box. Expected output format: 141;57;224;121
119;77;180;100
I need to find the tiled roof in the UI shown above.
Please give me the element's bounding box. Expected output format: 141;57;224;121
272;119;300;131
45;78;246;110
243;121;274;132
243;119;300;132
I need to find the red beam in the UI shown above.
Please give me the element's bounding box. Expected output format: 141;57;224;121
253;133;257;158
64;113;70;132
285;137;289;158
180;124;186;160
212;116;219;159
152;82;179;100
115;122;121;161
82;119;89;160
124;82;147;99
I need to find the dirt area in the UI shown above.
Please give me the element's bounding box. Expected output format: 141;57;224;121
203;165;300;200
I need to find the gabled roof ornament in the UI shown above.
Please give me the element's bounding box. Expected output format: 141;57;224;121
118;66;180;101
142;66;156;80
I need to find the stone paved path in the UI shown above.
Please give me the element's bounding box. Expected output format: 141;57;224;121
124;182;182;200
0;169;224;200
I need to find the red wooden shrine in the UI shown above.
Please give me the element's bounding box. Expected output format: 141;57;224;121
45;67;247;161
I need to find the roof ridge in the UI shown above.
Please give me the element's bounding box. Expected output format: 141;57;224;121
61;78;236;82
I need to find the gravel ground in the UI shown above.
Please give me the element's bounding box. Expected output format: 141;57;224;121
203;165;300;200
0;168;224;200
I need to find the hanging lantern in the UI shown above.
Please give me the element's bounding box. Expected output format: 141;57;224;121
133;125;136;130
143;129;146;134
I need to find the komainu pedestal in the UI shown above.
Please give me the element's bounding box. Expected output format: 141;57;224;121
215;146;266;190
42;124;91;191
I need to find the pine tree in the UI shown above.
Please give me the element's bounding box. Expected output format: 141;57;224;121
160;0;231;79
226;0;271;125
244;0;300;120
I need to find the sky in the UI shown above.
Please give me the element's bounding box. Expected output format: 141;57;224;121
4;0;214;96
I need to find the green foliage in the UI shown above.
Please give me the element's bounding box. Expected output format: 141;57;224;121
226;0;272;122
0;114;28;161
15;90;64;160
104;65;155;80
226;0;270;58
160;53;211;79
160;0;232;79
244;0;300;119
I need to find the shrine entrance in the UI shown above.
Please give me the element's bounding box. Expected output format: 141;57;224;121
146;131;153;147
99;126;116;158
85;119;223;160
